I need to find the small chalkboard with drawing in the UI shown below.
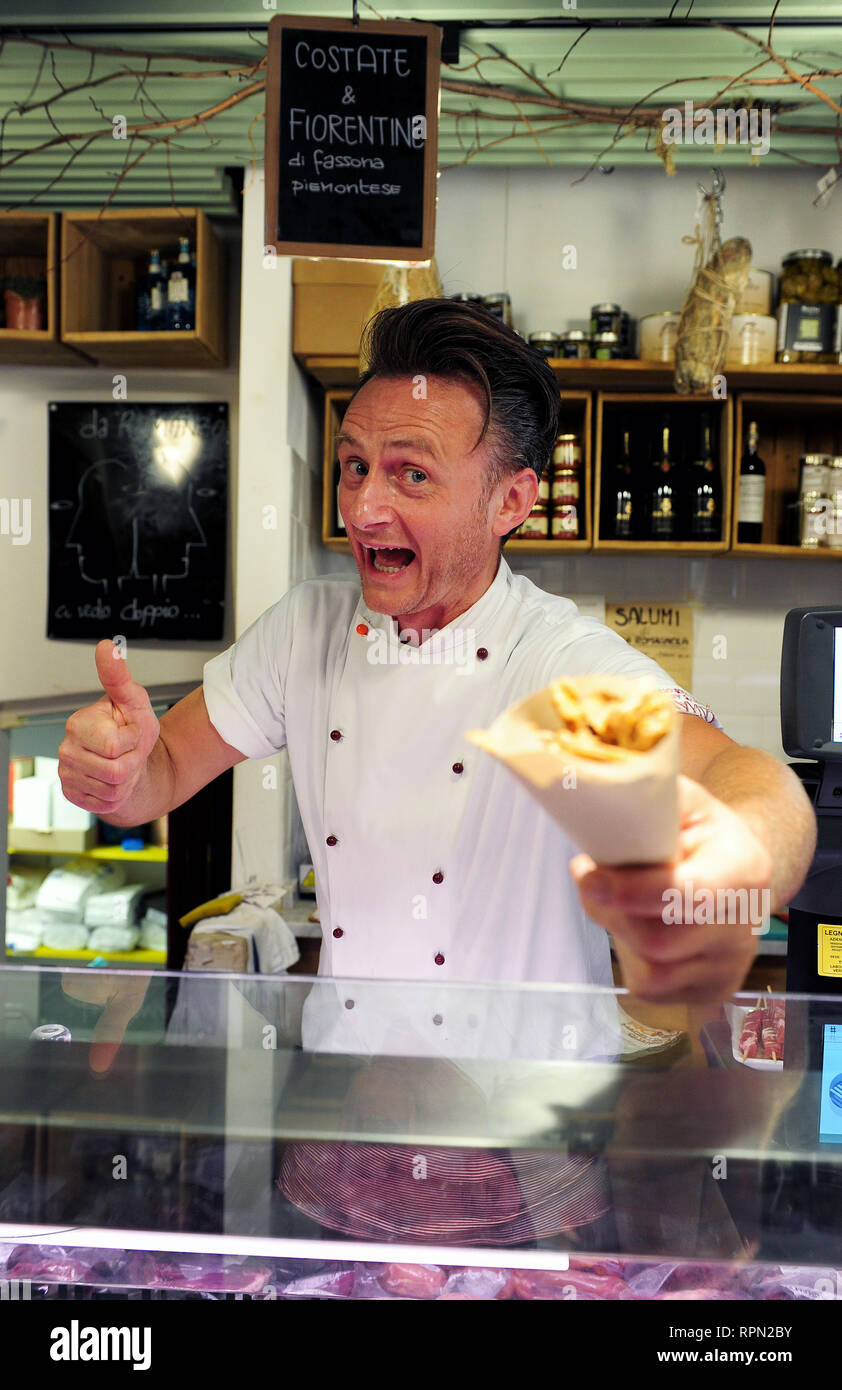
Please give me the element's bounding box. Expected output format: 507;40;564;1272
48;401;228;641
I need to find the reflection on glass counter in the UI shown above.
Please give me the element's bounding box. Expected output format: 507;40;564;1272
0;966;841;1300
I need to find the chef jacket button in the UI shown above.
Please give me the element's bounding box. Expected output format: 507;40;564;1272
332;927;343;939
344;998;355;1010
356;623;369;636
432;870;444;884
326;834;338;846
434;952;445;966
451;762;464;775
477;647;489;661
432;1014;443;1027
329;729;342;741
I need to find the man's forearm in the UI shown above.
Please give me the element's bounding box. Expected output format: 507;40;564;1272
98;737;177;827
697;745;817;910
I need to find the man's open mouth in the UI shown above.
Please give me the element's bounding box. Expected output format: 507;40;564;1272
365;543;416;575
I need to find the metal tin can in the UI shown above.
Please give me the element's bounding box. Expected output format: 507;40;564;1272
826;456;842;548
592;330;622;360
528;331;560;359
482;293;512;327
552;433;582;469
558;329;590;359
551;504;579;539
800;454;830;498
30;1024;72;1042
800;493;829;549
590;302;622;335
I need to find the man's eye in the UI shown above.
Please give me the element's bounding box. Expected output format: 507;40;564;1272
406;468;427;484
342;459;367;477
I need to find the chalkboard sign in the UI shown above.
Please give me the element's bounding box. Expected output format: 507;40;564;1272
265;13;440;260
48;402;228;642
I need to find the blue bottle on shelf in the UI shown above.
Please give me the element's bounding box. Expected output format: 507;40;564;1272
136;248;166;332
166;236;196;331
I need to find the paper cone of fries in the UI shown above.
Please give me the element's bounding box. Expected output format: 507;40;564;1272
466;675;680;866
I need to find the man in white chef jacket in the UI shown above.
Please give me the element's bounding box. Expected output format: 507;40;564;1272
58;298;816;1241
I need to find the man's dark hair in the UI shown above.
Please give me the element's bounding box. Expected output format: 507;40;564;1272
355;298;563;491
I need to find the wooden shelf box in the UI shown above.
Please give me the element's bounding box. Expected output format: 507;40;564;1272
0;212;84;365
594;392;733;553
61;208;225;367
321;388;593;553
732;393;842;558
506;390;592;552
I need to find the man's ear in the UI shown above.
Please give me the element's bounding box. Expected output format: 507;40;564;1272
491;468;539;538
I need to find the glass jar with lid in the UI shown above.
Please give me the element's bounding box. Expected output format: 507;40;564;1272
777;250;840;363
482;293;513;327
528;331;560;359
590;303;622;335
514;500;550;539
558;329;591;359
592;330;623;360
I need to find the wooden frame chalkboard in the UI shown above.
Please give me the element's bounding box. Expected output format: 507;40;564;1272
265;13;440;261
47;402;228;643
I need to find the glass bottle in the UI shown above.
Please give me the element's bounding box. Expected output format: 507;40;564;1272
689;412;722;541
166;236;196;331
609;428;635;539
737;420;766;544
649;413;675;541
137;248;166;332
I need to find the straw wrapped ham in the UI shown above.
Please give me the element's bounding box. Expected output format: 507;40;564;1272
466;674;680;866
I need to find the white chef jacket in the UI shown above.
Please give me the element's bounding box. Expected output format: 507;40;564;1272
203;557;720;1060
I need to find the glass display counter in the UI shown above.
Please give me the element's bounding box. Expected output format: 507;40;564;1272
0;965;841;1301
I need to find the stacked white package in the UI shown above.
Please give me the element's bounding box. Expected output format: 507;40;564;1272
5;908;46;953
42;922;90;951
35;861;125;920
88;924;140;953
139;906;167;952
6;865;48;910
84;883;146;928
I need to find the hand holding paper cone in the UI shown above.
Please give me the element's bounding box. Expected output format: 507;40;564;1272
467;675;679;867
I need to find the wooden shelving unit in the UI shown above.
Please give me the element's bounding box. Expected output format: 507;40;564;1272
305;353;842;561
0;212;85;365
594;392;733;553
508;390;591;552
61;208;225;367
732;393;842;558
298;353;842;395
322;386;593;553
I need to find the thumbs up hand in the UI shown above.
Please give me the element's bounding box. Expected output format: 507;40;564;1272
58;639;160;818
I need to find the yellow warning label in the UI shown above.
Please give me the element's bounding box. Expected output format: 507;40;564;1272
818;923;842;977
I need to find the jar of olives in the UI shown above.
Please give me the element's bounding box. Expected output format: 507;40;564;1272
777;250;840;363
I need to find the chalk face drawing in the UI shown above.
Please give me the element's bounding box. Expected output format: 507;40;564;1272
48;402;228;641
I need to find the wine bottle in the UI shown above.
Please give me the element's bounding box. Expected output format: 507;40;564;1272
649;413;675;540
737;420;766;544
166;236;196;331
136;248;166;332
609;428;634;539
689;412;721;541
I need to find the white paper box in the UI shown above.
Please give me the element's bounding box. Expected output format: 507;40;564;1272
34;756;60;779
51;785;94;831
12;777;53;833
